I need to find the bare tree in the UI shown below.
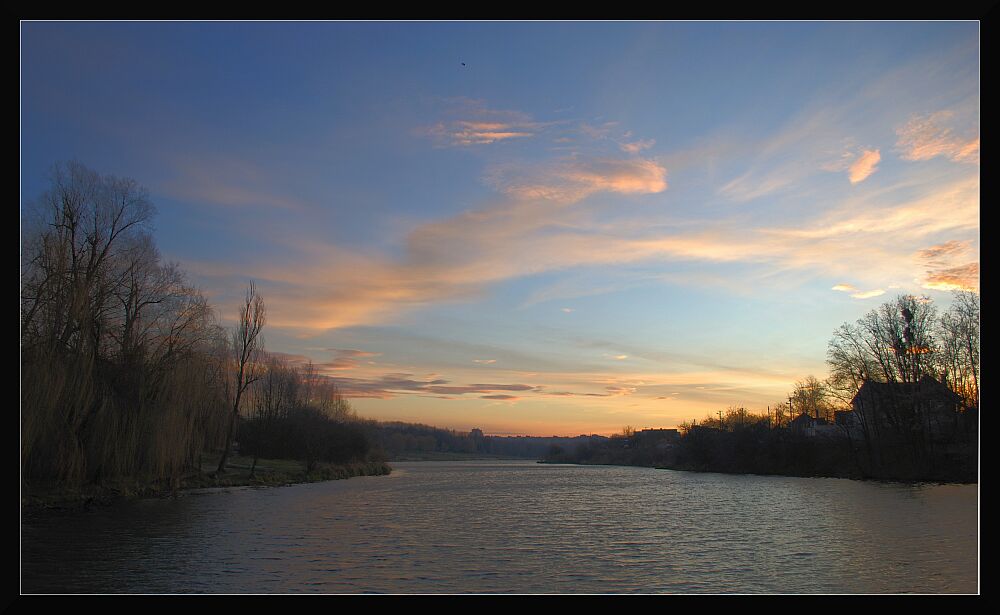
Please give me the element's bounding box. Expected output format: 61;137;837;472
216;281;266;474
791;376;832;421
827;295;939;399
937;291;980;408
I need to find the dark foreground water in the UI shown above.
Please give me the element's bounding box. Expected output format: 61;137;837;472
21;461;978;594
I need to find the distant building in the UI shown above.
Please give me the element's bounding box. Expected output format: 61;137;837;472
834;409;862;430
634;428;681;449
849;376;966;441
789;413;839;437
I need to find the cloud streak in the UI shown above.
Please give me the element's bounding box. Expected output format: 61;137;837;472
196;169;977;332
915;240;979;292
418;99;545;146
487;157;667;203
896;111;979;164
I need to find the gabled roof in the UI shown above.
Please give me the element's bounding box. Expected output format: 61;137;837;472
851;376;963;407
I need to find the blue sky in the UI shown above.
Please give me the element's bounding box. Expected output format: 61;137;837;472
21;21;980;435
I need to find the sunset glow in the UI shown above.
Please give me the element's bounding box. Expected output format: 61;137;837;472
20;21;980;436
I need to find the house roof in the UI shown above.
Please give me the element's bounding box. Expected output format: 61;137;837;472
851;376;963;407
790;413;828;425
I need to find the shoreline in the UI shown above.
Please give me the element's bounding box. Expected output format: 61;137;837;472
21;455;392;513
537;459;978;485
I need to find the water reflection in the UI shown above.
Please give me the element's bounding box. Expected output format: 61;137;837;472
21;461;978;594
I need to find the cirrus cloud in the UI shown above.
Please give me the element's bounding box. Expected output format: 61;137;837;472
896;110;979;164
487;157;667;203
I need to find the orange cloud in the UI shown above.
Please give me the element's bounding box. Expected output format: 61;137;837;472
922;263;979;292
915;240;979;292
419;101;544;146
848;149;881;183
489;157;667;203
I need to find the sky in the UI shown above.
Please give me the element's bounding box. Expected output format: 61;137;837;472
20;21;980;436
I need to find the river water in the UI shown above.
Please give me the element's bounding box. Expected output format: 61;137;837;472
20;460;978;594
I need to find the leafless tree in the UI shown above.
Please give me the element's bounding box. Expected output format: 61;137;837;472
937;291;980;408
216;281;266;474
791;376;833;421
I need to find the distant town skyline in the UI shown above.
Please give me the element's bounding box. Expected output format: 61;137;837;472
21;21;979;436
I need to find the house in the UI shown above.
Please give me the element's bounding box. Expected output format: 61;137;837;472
789;413;840;437
849;376;965;441
834;409;863;430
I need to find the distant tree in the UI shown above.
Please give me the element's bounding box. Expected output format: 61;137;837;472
790;376;833;421
244;353;299;475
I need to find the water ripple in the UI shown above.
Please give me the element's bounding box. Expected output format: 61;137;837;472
21;461;978;594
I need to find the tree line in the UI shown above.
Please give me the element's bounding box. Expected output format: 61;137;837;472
20;163;379;492
546;292;979;482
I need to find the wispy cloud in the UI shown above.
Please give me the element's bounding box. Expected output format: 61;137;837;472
896;110;979;164
922;262;979;292
620;138;655;154
423;120;536;146
324;348;381;370
915;240;979;292
487;157;667;203
194;170;976;332
311;370;541;399
851;289;886;299
418;99;545;147
916;239;970;261
158;155;310;211
831;283;885;300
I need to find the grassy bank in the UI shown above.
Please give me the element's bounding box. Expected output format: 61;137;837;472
21;453;392;511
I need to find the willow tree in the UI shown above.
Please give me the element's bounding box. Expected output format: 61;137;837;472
21;162;223;485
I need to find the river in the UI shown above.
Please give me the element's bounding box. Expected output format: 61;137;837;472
20;460;978;594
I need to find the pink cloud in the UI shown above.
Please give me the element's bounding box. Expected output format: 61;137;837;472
489;157;667;203
896;111;979;164
848;149;881;183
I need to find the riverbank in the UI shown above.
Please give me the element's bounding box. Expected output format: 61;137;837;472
21;453;392;512
538;458;977;484
388;451;530;462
